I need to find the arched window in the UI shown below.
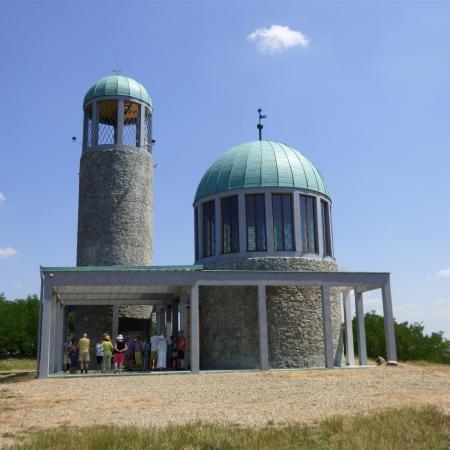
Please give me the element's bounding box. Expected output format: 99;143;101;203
202;200;215;257
272;194;294;251
221;196;239;253
300;195;318;253
246;194;266;251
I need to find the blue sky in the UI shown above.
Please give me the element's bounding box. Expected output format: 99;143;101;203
1;1;449;337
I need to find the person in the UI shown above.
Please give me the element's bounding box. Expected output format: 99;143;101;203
68;338;79;374
142;336;151;371
114;334;127;373
78;333;90;374
95;339;103;372
102;335;113;372
156;334;167;370
170;335;178;370
63;338;71;372
176;330;186;370
134;336;143;371
150;333;160;370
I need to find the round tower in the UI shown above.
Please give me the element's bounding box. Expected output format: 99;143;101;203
193;140;341;370
77;75;153;266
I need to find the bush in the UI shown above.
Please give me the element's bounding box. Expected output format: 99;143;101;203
0;293;39;358
353;310;450;363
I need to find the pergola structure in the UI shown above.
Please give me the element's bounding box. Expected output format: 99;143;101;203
37;266;397;378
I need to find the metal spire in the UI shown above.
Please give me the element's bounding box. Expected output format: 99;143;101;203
257;108;266;141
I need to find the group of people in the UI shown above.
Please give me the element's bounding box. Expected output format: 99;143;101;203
63;331;186;374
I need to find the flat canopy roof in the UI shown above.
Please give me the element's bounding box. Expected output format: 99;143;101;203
41;265;391;306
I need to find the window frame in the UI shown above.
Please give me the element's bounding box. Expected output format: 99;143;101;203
245;193;267;252
221;195;240;254
300;194;319;254
202;200;216;258
321;199;333;257
272;193;295;252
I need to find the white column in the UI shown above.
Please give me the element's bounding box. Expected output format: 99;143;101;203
55;302;64;373
190;284;200;373
117;99;124;145
257;284;269;370
343;289;355;366
354;289;367;366
49;296;57;374
38;281;53;378
238;191;246;254
92;101;99;146
264;192;274;252
112;305;119;339
321;285;334;368
179;297;187;334
215;197;221;256
382;280;397;361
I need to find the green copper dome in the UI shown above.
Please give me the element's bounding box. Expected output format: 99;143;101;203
194;140;329;203
83;75;152;107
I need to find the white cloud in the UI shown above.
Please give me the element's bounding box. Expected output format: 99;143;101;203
0;247;18;258
0;192;5;203
247;25;310;54
436;267;450;278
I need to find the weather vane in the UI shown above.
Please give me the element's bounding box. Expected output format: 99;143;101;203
257;108;267;141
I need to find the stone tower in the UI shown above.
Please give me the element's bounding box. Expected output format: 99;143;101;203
77;75;153;265
73;75;154;349
193;140;342;370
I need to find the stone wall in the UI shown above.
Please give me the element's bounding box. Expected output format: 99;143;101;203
201;257;342;370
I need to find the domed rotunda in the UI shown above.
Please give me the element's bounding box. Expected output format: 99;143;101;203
193;140;341;369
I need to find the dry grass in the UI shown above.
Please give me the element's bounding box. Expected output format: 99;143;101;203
10;406;450;450
0;360;36;373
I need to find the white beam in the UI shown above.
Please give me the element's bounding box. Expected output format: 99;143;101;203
354;289;367;366
343;289;355;366
382;280;397;361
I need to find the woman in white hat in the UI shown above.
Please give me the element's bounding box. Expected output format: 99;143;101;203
113;334;127;373
156;334;167;370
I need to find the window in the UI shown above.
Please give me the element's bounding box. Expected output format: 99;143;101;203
98;100;117;145
300;195;318;253
246;194;266;252
194;207;199;261
144;107;152;152
202;200;215;257
272;194;294;251
321;200;332;257
221;196;239;253
122;101;140;147
84;104;93;148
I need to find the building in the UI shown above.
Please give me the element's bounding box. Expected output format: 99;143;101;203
37;75;397;377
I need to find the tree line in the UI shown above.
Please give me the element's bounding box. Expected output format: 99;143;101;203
0;294;449;363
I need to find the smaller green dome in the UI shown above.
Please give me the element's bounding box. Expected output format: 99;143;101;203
194;140;329;203
83;75;152;107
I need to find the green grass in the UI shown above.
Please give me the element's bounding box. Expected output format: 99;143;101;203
11;406;450;450
0;359;36;372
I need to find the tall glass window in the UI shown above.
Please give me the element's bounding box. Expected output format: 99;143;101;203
194;207;199;261
221;196;239;253
202;200;215;257
300;195;318;253
321;200;332;257
272;194;294;251
246;194;266;252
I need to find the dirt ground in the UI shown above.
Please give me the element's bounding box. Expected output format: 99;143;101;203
1;364;449;448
